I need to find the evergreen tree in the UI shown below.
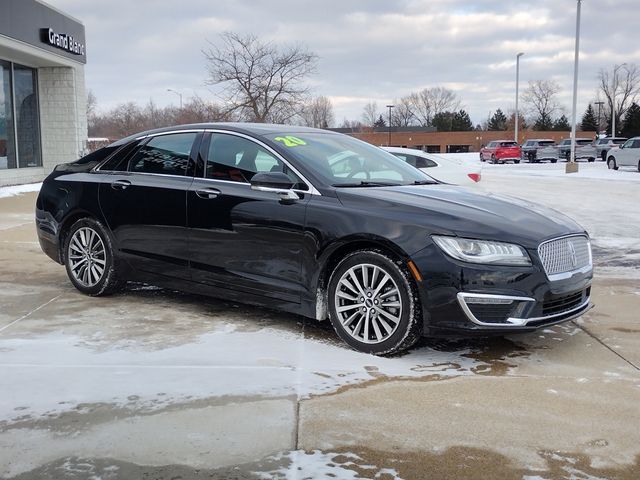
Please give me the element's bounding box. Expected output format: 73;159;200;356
552;115;571;131
373;114;386;128
432;111;454;131
580;104;598;131
451;109;473;131
533;113;554;131
621;102;640;138
487;109;508;131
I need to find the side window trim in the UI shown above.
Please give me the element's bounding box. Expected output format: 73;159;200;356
201;129;321;196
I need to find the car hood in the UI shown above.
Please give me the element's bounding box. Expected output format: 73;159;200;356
336;184;585;249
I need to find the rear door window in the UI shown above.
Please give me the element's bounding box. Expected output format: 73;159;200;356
128;133;197;176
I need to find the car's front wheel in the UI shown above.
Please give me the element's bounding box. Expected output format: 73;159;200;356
328;250;422;355
63;218;124;296
607;157;618;170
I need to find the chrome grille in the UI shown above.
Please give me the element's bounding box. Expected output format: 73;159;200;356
538;235;591;278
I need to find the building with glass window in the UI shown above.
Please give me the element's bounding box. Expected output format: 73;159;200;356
0;0;86;187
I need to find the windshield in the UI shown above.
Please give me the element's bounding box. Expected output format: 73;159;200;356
265;133;435;186
576;139;592;145
539;141;555;146
498;142;518;147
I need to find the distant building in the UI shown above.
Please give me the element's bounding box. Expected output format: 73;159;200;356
346;129;597;154
0;0;87;186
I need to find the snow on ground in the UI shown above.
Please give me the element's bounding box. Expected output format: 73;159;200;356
0;182;42;199
0;324;489;423
255;450;403;480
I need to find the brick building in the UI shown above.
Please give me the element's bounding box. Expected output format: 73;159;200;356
0;0;87;186
344;128;597;153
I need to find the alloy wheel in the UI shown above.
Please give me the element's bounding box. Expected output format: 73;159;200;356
334;263;403;344
68;227;106;287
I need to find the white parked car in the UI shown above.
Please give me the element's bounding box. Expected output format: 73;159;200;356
606;137;640;171
383;147;481;186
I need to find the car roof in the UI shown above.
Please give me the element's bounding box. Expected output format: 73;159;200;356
527;138;554;142
108;122;337;147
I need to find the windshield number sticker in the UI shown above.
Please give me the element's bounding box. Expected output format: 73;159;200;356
274;136;307;147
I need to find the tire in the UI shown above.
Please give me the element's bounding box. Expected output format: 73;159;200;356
588;157;595;162
637;160;640;173
601;151;607;161
607;157;618;170
551;159;557;164
479;153;485;162
514;159;520;164
490;155;497;164
328;250;422;355
527;152;535;163
63;217;124;296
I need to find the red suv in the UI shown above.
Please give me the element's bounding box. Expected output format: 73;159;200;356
480;140;521;164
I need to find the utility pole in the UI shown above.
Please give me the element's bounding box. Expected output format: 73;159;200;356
386;105;394;146
167;88;183;109
515;52;524;143
595;101;604;135
567;0;581;174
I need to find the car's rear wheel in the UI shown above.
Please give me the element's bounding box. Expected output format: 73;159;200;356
514;159;520;164
64;218;123;296
551;158;557;163
588;157;595;162
601;151;607;161
328;250;421;355
637;160;640;172
607;157;618;170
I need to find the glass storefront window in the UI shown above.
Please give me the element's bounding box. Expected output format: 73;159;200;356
14;64;41;168
0;60;16;170
0;60;41;170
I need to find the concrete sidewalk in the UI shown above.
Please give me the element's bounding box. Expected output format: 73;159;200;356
0;186;639;479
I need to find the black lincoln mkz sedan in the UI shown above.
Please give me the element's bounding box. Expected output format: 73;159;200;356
36;123;593;355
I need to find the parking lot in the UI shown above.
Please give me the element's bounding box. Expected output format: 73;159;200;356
1;160;639;479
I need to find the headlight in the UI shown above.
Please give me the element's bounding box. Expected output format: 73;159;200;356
432;236;531;266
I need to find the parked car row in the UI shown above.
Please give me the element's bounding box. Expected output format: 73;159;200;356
36;123;593;355
479;137;631;164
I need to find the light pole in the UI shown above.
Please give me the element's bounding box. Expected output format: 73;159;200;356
595;101;604;135
167;88;183;109
567;0;582;174
386;104;394;146
611;63;627;137
515;52;524;143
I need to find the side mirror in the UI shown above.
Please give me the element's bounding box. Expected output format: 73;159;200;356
250;172;300;201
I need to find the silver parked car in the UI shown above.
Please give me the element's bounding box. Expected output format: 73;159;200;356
520;139;558;163
606;137;640;171
557;138;597;162
594;137;627;161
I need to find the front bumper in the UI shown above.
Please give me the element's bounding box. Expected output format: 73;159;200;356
410;244;593;337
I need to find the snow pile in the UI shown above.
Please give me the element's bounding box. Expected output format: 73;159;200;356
0;182;42;199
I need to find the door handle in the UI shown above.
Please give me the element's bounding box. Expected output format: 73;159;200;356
111;179;131;190
195;187;221;199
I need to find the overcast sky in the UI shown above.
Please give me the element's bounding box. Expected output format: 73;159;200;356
48;0;639;126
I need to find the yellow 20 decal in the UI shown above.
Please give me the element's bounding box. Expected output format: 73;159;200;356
274;136;307;147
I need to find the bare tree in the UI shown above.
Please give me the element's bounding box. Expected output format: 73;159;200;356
408;87;461;127
391;96;416;127
598;63;640;133
299;95;334;128
521;80;563;127
361;101;379;127
203;32;318;123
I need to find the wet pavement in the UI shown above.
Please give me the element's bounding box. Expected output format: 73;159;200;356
1;168;639;479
